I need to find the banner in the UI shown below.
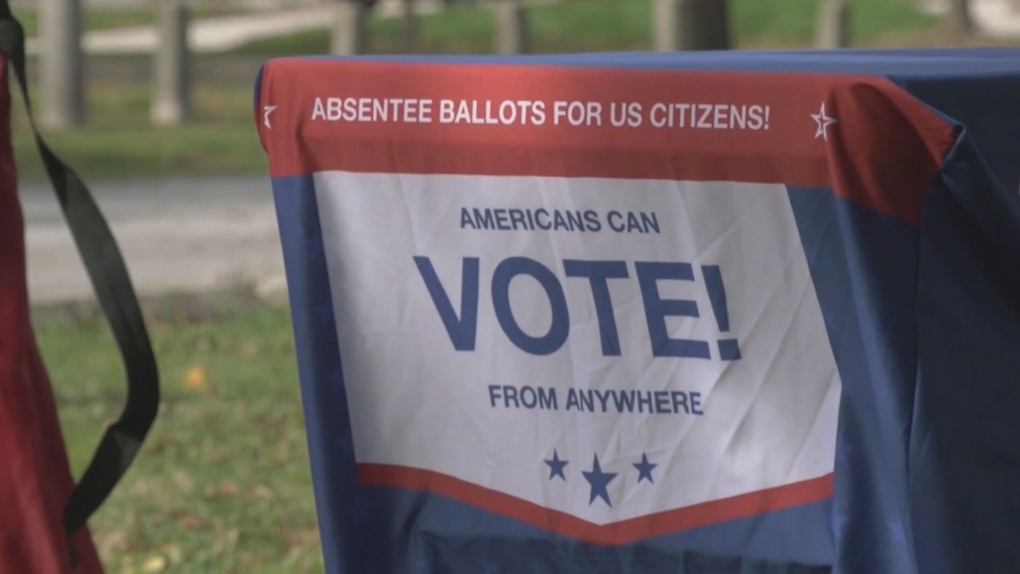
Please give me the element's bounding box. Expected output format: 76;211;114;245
257;55;1020;574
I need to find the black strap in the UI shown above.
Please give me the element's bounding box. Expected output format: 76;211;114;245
0;3;160;540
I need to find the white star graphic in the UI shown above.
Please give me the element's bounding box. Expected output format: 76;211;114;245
811;102;837;141
263;105;277;129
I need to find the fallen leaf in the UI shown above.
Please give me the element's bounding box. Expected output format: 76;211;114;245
142;555;167;573
183;366;216;396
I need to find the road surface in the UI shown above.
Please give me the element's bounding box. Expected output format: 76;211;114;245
21;175;287;308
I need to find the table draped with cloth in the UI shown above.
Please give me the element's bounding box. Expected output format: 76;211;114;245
255;48;1020;574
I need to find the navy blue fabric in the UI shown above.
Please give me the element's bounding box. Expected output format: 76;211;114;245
272;175;359;574
356;489;835;573
785;188;920;574
895;74;1020;197
908;133;1020;574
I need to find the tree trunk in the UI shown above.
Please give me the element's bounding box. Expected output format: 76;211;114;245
947;0;974;35
40;0;86;128
402;0;420;53
653;0;731;52
690;0;731;50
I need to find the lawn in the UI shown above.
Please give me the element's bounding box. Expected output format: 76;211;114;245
37;303;322;574
11;83;267;183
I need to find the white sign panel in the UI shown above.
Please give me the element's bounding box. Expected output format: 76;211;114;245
315;171;840;528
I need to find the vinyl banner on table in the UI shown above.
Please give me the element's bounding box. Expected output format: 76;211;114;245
257;57;1020;574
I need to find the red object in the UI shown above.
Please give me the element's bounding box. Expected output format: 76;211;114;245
257;61;955;226
0;52;104;574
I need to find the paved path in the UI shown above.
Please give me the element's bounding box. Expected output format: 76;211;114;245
22;176;287;307
921;0;1020;37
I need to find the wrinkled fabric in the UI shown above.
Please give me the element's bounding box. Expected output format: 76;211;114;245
0;52;104;574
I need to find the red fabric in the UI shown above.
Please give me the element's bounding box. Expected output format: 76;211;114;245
0;53;104;573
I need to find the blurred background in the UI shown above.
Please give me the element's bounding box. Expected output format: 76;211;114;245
12;0;1020;183
12;0;1019;572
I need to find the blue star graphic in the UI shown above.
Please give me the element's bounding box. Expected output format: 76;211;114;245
582;454;617;507
544;450;568;481
632;453;657;484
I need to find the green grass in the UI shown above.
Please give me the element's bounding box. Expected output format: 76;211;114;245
234;0;942;56
37;304;322;574
735;0;938;47
12;83;267;183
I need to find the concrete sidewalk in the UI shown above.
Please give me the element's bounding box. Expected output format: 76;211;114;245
922;0;1020;37
22;176;287;308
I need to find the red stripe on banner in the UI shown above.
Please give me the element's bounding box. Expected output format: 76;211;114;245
357;464;833;546
820;81;957;226
257;60;956;225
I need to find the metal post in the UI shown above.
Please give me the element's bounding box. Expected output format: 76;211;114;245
40;0;85;129
401;0;419;54
946;0;974;35
152;0;191;126
652;0;681;52
330;0;369;55
815;0;851;49
652;0;730;52
493;0;529;55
